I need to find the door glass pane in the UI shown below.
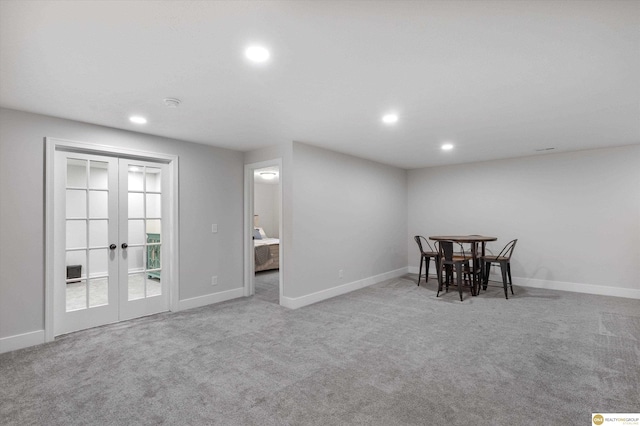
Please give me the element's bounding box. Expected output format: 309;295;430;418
67;159;87;188
66;250;86;280
128;166;144;191
128;273;146;301
146;167;161;192
146;219;161;238
147;243;161;271
89;161;109;189
89;191;108;218
89;249;109;278
128;193;144;218
66;190;86;218
146;194;161;218
66;220;86;249
89;277;109;307
127;246;145;272
147;274;161;297
128;220;145;246
89;220;108;247
66;250;86;312
66;280;87;311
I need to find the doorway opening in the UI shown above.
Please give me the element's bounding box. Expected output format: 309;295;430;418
244;160;282;305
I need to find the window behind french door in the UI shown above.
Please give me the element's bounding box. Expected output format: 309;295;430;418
54;151;169;336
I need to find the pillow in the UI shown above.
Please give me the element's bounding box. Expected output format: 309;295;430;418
257;227;268;239
253;228;262;240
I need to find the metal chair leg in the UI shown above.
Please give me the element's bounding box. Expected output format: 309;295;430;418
418;256;424;286
507;263;514;295
456;263;464;301
500;261;509;299
425;257;431;283
436;261;443;297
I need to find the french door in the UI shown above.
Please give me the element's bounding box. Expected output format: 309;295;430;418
54;151;169;335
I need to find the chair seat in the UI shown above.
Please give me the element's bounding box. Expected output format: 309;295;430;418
483;255;509;262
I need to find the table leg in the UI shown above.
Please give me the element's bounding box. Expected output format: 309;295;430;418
480;242;487;291
471;242;478;296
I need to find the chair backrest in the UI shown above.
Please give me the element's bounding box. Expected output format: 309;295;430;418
438;240;466;262
414;236;435;254
497;239;518;260
438;240;453;260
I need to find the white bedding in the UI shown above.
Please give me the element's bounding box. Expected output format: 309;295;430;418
255;237;279;247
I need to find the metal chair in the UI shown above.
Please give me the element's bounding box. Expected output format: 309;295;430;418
413;236;438;286
482;239;518;299
437;240;473;301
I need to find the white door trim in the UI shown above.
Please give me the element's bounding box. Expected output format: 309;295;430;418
244;159;283;303
45;137;180;342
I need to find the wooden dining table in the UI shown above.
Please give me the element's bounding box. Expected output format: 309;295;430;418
429;235;497;296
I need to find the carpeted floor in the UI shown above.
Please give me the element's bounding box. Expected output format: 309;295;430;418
1;274;638;425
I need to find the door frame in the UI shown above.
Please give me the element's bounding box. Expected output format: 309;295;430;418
244;159;283;303
45;137;180;342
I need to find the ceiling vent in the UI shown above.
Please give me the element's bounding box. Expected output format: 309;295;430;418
163;98;181;108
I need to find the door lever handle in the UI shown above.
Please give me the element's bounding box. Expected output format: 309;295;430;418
109;244;117;250
121;243;128;249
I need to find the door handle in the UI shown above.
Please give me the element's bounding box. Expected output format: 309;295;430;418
109;244;117;250
121;243;128;249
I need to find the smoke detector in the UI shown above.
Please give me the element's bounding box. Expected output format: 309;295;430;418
163;98;181;108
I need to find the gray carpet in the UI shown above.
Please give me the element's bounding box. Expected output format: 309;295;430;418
1;275;638;425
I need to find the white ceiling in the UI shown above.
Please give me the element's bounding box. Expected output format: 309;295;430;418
1;0;638;169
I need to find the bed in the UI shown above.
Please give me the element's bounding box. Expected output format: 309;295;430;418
254;227;280;272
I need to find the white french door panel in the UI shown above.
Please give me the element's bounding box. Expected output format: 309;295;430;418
118;158;169;321
54;151;119;336
53;150;170;335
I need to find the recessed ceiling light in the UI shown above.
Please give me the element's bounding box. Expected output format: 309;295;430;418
129;116;147;124
441;143;454;151
245;45;270;63
382;114;398;124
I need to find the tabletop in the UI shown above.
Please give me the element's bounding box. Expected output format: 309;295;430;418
429;235;497;243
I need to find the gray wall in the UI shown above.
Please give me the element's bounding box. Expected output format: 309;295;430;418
254;182;280;239
290;142;408;298
0;108;244;339
408;145;640;293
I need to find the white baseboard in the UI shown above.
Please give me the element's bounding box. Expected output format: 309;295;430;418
411;266;639;299
176;287;245;311
505;275;640;299
0;330;45;354
281;267;408;310
408;265;439;279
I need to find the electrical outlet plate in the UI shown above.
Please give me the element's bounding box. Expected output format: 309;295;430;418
211;276;218;286
338;269;344;279
212;224;218;233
